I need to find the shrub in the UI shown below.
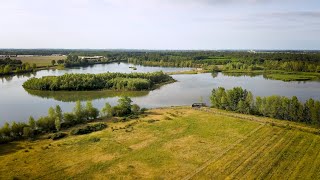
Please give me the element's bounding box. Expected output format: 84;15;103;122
89;137;100;142
50;132;67;140
70;123;107;135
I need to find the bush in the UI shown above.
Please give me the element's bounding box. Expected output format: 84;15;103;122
0;136;13;144
89;137;100;142
140;108;148;113
70;123;107;135
50;132;67;140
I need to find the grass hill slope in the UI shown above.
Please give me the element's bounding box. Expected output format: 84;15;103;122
0;107;320;179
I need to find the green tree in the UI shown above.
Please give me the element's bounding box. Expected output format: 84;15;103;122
23;127;34;138
29;116;36;130
290;96;303;122
55;117;61;131
63;113;76;126
51;60;56;66
55;105;63;122
73;101;84;122
85;101;99;120
118;96;132;114
131;104;140;114
101;102;113;117
0;122;11;137
48;107;56;120
11;122;27;138
3;65;11;74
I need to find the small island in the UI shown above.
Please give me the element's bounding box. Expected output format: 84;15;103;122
23;71;174;91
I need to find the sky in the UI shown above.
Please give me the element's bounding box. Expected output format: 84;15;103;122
0;0;319;50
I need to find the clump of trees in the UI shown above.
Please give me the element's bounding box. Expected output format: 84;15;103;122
223;62;263;71
0;97;144;144
0;58;36;75
211;87;320;126
64;55;108;68
101;96;142;118
22;71;174;91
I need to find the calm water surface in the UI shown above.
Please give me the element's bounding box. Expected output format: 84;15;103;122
0;62;320;125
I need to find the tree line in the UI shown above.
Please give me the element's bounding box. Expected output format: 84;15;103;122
0;58;36;75
0;97;143;144
2;50;320;73
22;71;174;91
64;55;109;68
211;87;320;126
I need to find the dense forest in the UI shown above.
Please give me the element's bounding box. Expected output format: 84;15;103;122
0;97;143;144
211;87;320;126
22;71;174;91
0;58;36;75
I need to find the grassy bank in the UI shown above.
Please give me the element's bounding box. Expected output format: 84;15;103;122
264;71;320;81
222;69;320;81
166;69;210;75
1;107;320;179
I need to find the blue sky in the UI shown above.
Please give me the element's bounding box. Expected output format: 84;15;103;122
0;0;319;49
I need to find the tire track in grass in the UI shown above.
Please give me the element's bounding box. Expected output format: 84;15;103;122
189;127;271;178
182;124;265;180
268;133;308;179
237;129;294;179
286;136;317;180
227;128;288;179
257;131;302;179
210;127;279;179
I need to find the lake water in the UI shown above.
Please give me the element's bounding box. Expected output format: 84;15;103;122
1;62;320;125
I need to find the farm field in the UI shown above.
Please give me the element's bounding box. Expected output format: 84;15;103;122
0;107;320;179
19;56;66;67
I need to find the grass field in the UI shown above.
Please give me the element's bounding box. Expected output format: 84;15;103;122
19;56;66;67
1;107;320;179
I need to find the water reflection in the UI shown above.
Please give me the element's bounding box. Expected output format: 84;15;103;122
26;89;149;102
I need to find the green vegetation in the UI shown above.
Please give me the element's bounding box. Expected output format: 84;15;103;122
70;123;107;135
0;58;36;75
211;87;320;126
22;71;174;91
0;97;143;144
264;72;319;81
2;50;320;80
1;107;320;179
64;55;107;68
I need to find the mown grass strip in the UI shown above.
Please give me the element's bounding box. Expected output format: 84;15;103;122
227;127;287;179
208;127;276;179
258;131;303;179
184;124;265;180
241;130;296;179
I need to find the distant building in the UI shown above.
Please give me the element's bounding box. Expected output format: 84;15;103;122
0;55;17;58
17;55;35;57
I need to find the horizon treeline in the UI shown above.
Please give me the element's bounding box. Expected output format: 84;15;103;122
22;71;173;91
211;87;320;126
